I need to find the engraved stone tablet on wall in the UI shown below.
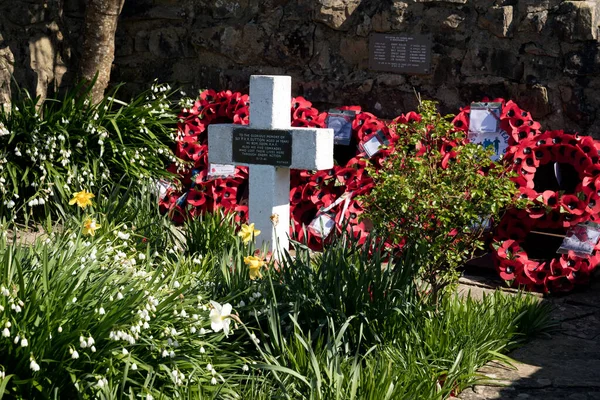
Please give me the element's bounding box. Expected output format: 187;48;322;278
368;33;432;75
232;128;293;166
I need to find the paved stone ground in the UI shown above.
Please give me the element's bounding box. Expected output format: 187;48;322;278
457;272;600;400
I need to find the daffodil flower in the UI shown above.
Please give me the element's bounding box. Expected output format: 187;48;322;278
83;219;101;236
238;223;261;244
69;190;95;209
209;300;232;336
244;255;264;280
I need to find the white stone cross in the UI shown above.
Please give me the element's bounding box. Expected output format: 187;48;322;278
208;75;334;255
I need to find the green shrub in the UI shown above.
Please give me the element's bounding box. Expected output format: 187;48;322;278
0;80;183;223
361;100;521;303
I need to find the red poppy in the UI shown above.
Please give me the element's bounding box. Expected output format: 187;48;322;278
352;112;376;132
291;96;312;110
496;239;526;260
234;205;249;223
497;258;522;281
343;200;364;225
540;190;560;208
335;167;358;186
560;194;586;216
225;92;243;115
187;188;208;207
290;186;304;204
233;107;250;125
358;120;387;141
451;112;469;131
518;187;539;202
312;168;337;184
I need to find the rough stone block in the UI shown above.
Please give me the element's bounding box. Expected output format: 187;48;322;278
513;84;552;118
554;1;598;42
478;6;514;38
313;0;361;30
339;36;368;67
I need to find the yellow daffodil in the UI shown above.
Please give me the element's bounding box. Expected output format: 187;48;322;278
69;190;95;209
238;223;261;244
83;218;101;236
244;255;264;280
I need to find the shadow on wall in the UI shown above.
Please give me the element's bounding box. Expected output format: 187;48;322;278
0;36;14;108
0;1;77;106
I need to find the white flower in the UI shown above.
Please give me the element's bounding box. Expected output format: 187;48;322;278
238;300;246;307
2;328;9;337
87;336;95;347
242;364;249;372
72;297;77;303
14;335;20;344
0;286;9;296
251;333;260;344
6;200;15;209
117;292;124;300
71;350;79;359
190;326;197;334
98;307;106;315
58;326;63;333
122;348;129;355
161;349;168;358
91;345;96;353
20;337;28;347
146;394;154;400
30;359;40;372
97;377;108;387
138;253;146;260
209;301;232;336
199;346;205;354
131;363;138;371
206;363;213;371
173;281;180;289
117;232;130;241
211;377;217;385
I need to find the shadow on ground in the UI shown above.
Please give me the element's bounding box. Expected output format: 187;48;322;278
458;271;600;400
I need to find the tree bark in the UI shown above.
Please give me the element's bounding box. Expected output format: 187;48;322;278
79;0;125;104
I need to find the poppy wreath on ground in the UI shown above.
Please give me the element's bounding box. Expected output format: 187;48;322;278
453;99;600;292
159;89;409;250
493;210;600;293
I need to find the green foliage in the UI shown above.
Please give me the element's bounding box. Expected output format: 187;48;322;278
361;100;520;302
0;193;256;399
239;280;553;399
0;79;183;223
268;232;420;347
0;163;553;399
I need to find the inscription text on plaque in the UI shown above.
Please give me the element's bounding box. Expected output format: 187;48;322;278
232;128;292;166
369;33;432;75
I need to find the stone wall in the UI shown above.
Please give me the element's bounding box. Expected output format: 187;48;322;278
1;0;600;135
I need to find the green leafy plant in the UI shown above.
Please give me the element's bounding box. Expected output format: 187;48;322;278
0;79;183;224
267;231;420;347
0;212;256;399
361;100;521;304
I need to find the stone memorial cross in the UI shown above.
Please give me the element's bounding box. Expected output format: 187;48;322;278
208;75;334;255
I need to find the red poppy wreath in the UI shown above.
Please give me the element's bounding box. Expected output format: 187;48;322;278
453;100;600;292
159;89;407;250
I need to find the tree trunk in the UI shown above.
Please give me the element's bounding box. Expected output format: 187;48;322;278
79;0;125;104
